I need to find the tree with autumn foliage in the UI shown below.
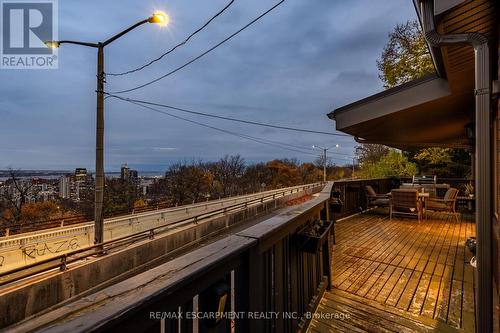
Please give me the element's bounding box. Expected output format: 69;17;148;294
406;148;471;178
377;19;434;89
264;160;299;188
2;201;60;225
355;144;390;165
359;150;417;179
103;178;140;217
133;199;148;212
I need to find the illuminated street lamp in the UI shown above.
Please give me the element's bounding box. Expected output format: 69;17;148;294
312;144;340;182
44;12;168;248
149;11;169;26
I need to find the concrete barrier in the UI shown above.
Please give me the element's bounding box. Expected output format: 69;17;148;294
0;184;321;273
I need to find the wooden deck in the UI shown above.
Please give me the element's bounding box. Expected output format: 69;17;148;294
308;212;476;333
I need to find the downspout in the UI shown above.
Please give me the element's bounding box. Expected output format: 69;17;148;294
419;1;492;332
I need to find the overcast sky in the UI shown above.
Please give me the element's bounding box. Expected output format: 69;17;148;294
0;0;416;171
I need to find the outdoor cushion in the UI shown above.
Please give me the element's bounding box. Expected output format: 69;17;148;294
365;185;377;197
443;188;459;201
426;202;448;210
372;198;390;206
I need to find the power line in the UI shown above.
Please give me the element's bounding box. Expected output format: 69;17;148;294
107;0;237;77
110;96;319;156
105;94;351;137
109;0;285;94
123;100;316;155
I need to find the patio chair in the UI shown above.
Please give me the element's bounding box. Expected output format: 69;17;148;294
390;189;422;222
365;185;390;208
426;187;459;222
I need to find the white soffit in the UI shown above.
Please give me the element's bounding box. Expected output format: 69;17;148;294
434;0;466;15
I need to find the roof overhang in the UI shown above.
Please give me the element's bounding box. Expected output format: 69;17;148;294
329;74;473;150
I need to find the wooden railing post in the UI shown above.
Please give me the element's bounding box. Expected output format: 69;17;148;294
248;246;265;333
322;236;332;291
234;256;250;333
198;277;232;333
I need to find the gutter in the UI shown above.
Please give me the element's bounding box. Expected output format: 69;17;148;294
419;1;492;332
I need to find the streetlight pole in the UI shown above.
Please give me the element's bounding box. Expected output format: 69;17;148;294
312;144;340;182
352;157;355;179
95;42;105;244
45;12;168;246
323;148;327;182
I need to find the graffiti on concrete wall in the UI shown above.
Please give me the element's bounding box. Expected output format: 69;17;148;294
20;237;79;259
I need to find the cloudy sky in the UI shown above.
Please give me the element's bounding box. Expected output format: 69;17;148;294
0;0;416;171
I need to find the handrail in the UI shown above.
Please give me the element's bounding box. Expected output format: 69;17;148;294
0;183;323;287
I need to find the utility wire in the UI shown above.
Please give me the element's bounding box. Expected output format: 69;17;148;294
110;96;319;156
107;0;236;76
109;0;285;94
105;94;351;137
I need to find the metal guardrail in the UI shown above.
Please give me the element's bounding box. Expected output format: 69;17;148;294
0;183;323;287
1;183;323;237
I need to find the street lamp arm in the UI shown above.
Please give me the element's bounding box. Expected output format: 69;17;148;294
103;19;149;46
58;40;99;48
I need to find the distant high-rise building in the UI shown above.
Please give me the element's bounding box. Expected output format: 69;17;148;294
58;175;70;199
74;168;88;201
120;164;138;183
121;164;130;181
75;168;87;180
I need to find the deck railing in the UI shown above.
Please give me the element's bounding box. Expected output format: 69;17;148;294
331;177;473;220
331;178;394;219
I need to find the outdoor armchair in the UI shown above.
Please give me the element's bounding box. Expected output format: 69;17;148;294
390;189;423;222
426;188;459;222
365;185;390;208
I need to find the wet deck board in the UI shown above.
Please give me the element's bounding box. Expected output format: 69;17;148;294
307;212;476;332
